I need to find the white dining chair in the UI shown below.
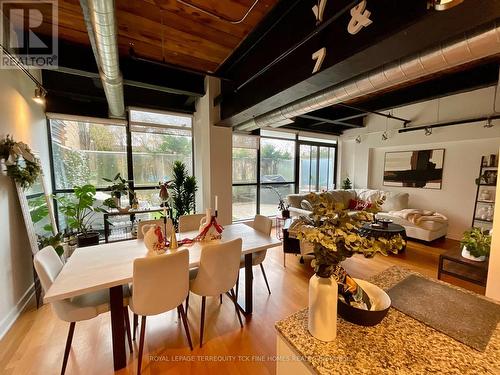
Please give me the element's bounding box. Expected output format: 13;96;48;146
137;218;173;239
130;249;192;375
236;215;273;298
187;238;243;347
178;213;205;232
33;246;133;375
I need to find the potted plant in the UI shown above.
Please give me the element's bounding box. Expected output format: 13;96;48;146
38;232;64;257
293;193;405;341
103;173;130;208
460;227;491;262
265;185;290;218
169;161;198;227
56;184;104;248
341;177;352;190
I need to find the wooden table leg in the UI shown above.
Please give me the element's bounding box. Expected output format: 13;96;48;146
109;286;126;371
235;253;254;315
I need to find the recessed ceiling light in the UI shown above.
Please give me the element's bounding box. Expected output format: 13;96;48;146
433;0;464;11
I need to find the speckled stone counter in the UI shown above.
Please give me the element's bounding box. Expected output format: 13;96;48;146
275;266;500;375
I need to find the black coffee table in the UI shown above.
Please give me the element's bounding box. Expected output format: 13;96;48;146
359;222;407;250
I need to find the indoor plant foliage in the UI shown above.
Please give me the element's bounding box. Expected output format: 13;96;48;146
460;227;491;261
266;185;290;217
103;173;131;206
0;135;41;189
341;177;352;190
55;184;104;247
296;192;405;278
170;161;197;225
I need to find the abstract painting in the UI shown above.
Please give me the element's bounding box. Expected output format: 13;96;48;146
383;149;445;189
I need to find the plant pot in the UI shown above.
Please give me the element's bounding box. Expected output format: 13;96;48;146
461;246;486;262
77;232;100;248
308;274;338;342
282;209;290;219
337;278;391;326
113;196;121;208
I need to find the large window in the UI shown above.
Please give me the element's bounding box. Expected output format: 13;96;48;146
48;109;193;232
231;130;337;222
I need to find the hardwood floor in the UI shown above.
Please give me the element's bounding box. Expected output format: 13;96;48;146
0;237;482;375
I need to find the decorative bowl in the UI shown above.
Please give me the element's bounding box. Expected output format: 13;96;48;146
337;278;391;326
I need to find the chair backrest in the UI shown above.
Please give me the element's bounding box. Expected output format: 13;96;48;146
190;238;242;297
137;218;173;239
251;215;272;265
132;249;189;316
178;213;205;232
33;246;64;292
253;215;272;236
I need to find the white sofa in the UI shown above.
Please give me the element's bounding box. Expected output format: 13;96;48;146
286;189;448;242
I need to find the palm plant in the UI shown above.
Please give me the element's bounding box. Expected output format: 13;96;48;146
170;161;198;225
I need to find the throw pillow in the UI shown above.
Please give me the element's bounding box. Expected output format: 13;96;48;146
348;199;372;211
300;199;313;211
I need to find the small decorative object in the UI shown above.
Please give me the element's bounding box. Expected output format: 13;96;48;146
103;173;131;208
131;193;139;210
384;149;445;189
143;224;166;256
169;229;179;250
341;177;352;190
0;135;41;189
265;185;290;218
489;154;497;167
377;218;393;229
482;156;489;167
460;227;491;262
195;208;224;242
55;184;104;248
480;189;492;201
293;192;405;341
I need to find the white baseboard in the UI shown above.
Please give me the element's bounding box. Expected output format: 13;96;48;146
0;283;36;340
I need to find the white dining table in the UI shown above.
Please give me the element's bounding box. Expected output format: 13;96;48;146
44;223;281;371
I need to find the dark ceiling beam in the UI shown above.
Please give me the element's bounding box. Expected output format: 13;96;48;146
55;40;205;98
298;114;363;128
218;0;500;127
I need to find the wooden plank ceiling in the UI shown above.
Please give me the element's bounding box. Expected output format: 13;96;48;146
50;0;279;73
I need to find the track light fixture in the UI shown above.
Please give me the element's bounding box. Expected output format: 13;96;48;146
424;127;432;136
33;86;46;105
430;0;464;11
484;117;494;128
381;132;388;141
355;135;361;144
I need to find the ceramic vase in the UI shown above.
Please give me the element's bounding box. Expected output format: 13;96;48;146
461;246;486;262
308;274;338;342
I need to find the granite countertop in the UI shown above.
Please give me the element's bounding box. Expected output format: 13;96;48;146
275;266;500;375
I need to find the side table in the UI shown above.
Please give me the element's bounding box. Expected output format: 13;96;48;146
438;247;489;287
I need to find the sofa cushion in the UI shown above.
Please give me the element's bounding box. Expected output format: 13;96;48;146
355;189;384;203
327;190;356;208
287;193;309;209
348;199;373;211
380;192;409;212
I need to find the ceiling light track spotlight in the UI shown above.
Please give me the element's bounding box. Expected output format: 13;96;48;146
381;132;388;141
424;127;432;136
33;86;47;105
429;0;464;11
484;117;494;128
355;135;362;144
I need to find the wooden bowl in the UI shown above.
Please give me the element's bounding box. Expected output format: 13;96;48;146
337;278;391;326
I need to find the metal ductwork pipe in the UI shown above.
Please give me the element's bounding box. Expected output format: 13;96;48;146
80;0;125;118
235;22;500;130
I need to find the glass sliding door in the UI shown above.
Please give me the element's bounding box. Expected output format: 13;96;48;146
299;143;337;193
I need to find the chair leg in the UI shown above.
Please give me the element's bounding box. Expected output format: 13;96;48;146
137;316;147;375
185;293;190;316
283;252;286;268
61;322;75;375
200;296;206;348
260;263;271;295
178;305;193;350
133;313;138;341
235;273;240;299
219;294;222;304
229;288;243;328
123;307;133;353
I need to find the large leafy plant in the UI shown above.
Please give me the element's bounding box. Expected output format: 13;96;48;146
295;192;405;278
103;173;130;199
170;161;197;224
56;185;104;235
461;228;491;258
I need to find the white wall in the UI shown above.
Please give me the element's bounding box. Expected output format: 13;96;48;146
193;77;232;225
0;68;49;338
341;86;500;240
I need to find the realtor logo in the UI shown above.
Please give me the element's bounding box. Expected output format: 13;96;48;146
0;0;58;68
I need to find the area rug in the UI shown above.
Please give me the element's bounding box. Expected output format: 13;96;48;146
387;274;500;351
